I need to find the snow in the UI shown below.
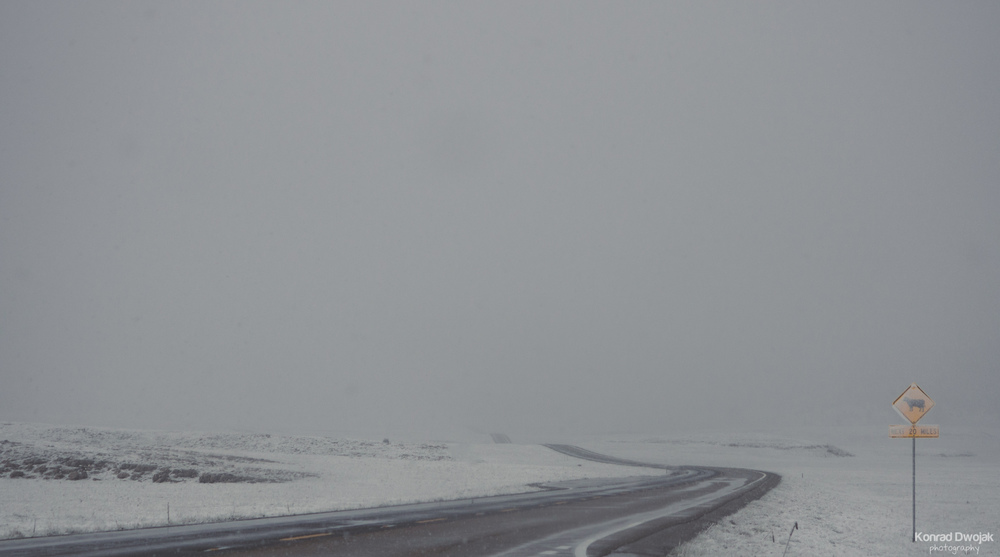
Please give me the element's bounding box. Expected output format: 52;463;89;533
2;422;998;557
564;426;1000;556
0;422;655;539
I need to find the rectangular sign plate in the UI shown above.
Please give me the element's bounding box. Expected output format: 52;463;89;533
889;424;939;438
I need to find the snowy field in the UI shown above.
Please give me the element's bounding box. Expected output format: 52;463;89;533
565;427;1000;556
2;423;998;556
0;422;656;540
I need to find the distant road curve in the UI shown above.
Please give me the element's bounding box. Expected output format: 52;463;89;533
491;433;513;444
543;443;670;469
0;445;778;557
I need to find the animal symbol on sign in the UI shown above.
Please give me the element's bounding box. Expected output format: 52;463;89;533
903;397;925;412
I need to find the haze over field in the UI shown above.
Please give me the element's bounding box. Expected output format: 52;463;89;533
2;2;998;437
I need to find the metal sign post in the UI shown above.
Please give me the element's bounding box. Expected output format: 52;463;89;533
890;383;938;543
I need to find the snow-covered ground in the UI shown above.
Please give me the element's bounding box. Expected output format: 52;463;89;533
2;422;998;556
565;426;1000;556
0;422;656;539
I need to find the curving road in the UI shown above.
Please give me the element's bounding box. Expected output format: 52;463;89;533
0;445;778;557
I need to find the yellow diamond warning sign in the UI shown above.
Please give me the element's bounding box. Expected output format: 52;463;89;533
892;383;934;424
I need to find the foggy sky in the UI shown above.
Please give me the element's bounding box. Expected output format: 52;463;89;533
2;2;998;437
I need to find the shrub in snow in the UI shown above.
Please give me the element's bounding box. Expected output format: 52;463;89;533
199;472;243;484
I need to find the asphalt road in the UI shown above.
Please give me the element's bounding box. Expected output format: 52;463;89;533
0;446;779;557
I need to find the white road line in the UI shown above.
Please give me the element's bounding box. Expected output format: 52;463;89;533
572;519;646;557
572;474;764;557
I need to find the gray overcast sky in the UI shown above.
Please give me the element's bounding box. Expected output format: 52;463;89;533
1;2;998;437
